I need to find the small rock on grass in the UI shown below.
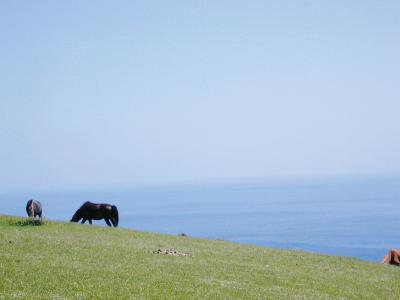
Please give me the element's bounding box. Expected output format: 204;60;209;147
152;249;191;257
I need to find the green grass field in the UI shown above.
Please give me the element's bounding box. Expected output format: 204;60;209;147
0;215;399;299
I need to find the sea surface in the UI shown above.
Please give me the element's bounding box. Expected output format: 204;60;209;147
1;177;399;262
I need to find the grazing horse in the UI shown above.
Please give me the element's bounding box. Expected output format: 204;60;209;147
70;201;119;227
382;249;400;266
26;199;43;221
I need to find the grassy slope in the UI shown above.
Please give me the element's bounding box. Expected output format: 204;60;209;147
0;215;399;299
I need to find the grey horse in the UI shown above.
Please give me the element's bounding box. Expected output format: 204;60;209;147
26;199;43;221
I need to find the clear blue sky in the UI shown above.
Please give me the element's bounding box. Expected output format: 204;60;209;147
0;1;399;191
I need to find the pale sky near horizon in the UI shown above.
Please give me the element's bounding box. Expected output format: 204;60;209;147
0;1;399;191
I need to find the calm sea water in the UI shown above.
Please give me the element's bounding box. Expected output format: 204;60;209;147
1;177;399;262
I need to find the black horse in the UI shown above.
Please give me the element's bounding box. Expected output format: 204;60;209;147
26;199;43;221
70;201;119;227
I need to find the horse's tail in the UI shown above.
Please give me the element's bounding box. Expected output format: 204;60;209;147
111;205;119;227
26;199;34;217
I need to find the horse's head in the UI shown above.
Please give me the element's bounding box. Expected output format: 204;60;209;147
70;209;82;222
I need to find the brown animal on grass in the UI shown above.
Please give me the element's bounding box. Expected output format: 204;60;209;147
382;249;400;266
70;201;119;227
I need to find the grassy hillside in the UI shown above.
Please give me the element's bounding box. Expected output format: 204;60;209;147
0;215;399;299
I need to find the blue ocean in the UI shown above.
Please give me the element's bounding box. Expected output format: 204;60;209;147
1;177;399;262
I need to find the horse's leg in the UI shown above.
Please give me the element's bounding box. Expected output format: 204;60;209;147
89;219;92;225
105;218;112;227
81;219;86;224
